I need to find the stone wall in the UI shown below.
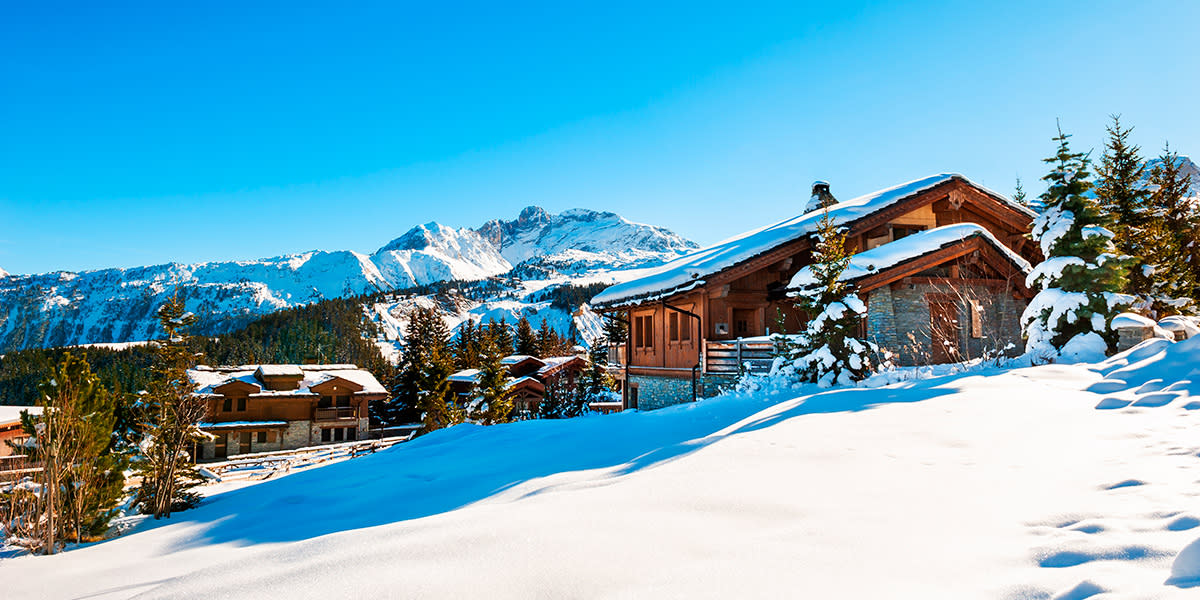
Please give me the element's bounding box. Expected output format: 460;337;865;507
876;280;1026;366
283;420;313;449
628;372;738;411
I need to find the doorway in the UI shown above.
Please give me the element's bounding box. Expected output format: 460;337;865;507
929;301;960;363
732;308;756;337
214;432;228;459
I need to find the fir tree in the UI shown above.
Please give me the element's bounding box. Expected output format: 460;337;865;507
514;316;538;356
537;377;568;419
1094;115;1151;295
576;343;616;411
416;343;461;432
1013;176;1028;207
1022;126;1134;360
136;293;206;519
1146;144;1200;309
470;335;514;425
536;319;562;357
453;319;481;370
772;208;880;386
390;307;452;427
485;318;514;356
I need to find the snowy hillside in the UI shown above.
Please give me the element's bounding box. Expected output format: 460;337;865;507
0;208;694;352
6;339;1200;598
477;206;698;272
0;266;8;278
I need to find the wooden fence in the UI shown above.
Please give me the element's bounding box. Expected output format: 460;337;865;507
704;338;776;376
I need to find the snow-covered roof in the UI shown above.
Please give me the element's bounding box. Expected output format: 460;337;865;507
449;369;481;383
188;364;387;397
256;364;304;378
0;405;43;426
197;420;289;429
788;224;1033;290
538;355;584;376
505;376;543;390
501;355;545;366
1110;313;1156;329
593;174;1030;307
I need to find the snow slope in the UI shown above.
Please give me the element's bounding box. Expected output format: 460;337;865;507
0;266;8;278
0;208;693;352
6;340;1200;598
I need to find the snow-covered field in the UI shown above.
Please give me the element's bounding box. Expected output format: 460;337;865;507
4;339;1200;599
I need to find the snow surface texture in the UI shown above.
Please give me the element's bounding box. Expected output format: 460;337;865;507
788;223;1032;289
594;173;1033;307
0;207;693;352
6;340;1200;598
0;266;8;278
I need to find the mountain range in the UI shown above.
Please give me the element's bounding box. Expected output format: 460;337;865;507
0;207;697;352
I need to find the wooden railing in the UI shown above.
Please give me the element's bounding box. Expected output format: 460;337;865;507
704;338;776;375
314;407;358;421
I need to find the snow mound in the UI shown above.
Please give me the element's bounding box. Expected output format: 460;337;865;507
1058;332;1109;364
1167;536;1200;588
1088;336;1200;406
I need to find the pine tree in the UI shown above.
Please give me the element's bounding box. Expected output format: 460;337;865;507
514;316;538;356
1146;144;1200;309
390;307;453;428
416;343;461;432
576;343;616;411
1013;176;1028;207
5;353;128;553
470;335;514;425
453;319;481;370
536;319;561;357
773;208;880;386
485;318;514;357
1094;115;1151;295
538;377;568;419
1022;126;1134;361
136;293;207;519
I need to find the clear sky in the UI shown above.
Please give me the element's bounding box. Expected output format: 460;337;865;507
2;1;1198;274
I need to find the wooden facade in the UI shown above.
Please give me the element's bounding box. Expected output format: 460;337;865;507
449;354;587;417
595;175;1038;405
189;364;388;460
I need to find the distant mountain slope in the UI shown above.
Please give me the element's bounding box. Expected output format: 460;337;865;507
1143;155;1200;198
0;266;8;278
0;207;693;352
476;206;698;271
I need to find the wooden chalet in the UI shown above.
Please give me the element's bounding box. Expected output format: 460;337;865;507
591;173;1038;410
188;364;388;460
448;354;587;418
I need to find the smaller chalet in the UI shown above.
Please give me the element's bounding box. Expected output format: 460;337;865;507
592;173;1038;411
0;405;42;459
188;364;388;461
449;354;587;418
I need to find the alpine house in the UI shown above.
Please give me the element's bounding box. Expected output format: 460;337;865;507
591;174;1039;410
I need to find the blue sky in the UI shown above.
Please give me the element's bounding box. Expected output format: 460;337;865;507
2;1;1198;274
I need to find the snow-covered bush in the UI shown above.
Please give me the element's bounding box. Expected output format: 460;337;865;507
1022;127;1134;362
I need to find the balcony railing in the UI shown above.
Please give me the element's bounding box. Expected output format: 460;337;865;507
314;407;358;421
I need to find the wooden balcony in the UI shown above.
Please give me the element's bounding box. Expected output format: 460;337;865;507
314;407;358;422
704;338;775;375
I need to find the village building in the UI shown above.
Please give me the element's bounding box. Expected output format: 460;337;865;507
0;405;42;459
591;173;1038;410
187;364;388;461
449;354;587;418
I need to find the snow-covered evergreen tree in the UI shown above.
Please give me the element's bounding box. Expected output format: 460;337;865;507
1145;145;1199;311
470;335;514;425
1094;115;1152;296
1022;127;1134;362
514;316;538;356
771;209;880;387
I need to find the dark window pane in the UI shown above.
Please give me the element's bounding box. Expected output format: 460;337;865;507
318;396;332;408
333;428;344;442
257;431;267;444
347;427;357;441
321;428;331;442
237;397;246;411
223;398;232;412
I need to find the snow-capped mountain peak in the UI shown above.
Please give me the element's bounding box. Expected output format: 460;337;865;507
371;222;511;289
476;206;699;269
0;266;8;278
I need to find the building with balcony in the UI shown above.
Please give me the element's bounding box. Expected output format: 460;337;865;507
592;174;1038;411
187;363;388;460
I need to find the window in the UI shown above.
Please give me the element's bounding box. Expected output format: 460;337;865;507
222;398;232;412
634;315;654;349
668;312;679;341
318;396;332;409
333;427;345;442
321;428;332;442
892;225;926;241
347;427;357;441
335;395;350;408
680;314;691;341
236;397;246;412
256;431;267;444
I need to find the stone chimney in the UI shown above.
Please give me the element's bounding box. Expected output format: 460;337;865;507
805;181;837;213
